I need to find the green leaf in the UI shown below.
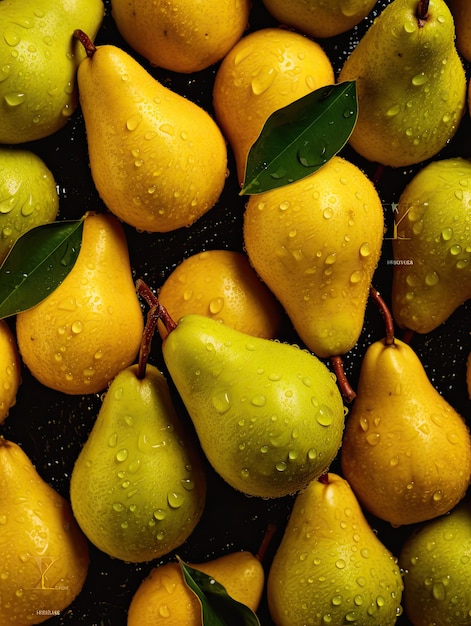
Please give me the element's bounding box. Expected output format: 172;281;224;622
0;219;84;319
241;80;358;195
178;557;261;626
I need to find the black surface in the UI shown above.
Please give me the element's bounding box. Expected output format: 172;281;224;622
1;1;470;624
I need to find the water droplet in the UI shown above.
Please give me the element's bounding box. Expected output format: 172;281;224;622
209;297;224;314
251;394;266;407
212;391;231;414
159;123;174;136
167;491;184;509
251;65;276;95
113;502;124;512
323;207;333;219
412;73;428;86
386;104;401;117
315;404;334;426
450;244;462;256
116;449;128;462
335;558;346;569
441;227;453;241
153;509;166;520
71;320;83;334
4;92;25;106
4;31;20;46
425;271;439;286
331;595;343;606
366;432;380;446
432;582;447;601
359;242;372;257
349;270;362;284
275;461;287;472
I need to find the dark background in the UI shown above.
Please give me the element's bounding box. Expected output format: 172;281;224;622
1;0;470;624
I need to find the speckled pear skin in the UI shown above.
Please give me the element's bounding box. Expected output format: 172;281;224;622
162;314;345;499
338;0;466;167
267;473;403;626
391;157;471;334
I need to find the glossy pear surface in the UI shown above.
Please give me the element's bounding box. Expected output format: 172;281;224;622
0;0;104;144
341;338;471;526
111;0;251;73
392;157;471;333
267;473;403;626
399;497;471;626
213;27;335;185
16;212;144;395
127;551;264;625
243;156;384;359
338;0;466;167
76;40;227;233
447;0;471;61
0;147;59;264
0;437;89;625
0;320;20;425
162;314;345;498
70;363;206;563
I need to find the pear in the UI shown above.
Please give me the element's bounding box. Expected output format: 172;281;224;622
0;319;21;425
341;336;471;526
111;0;251;73
212;27;335;185
243;156;384;360
447;0;471;61
16;211;144;395
0;437;89;626
391;157;471;334
0;147;59;263
399;497;471;626
74;30;227;233
159;311;345;499
261;0;377;38
338;0;467;167
267;473;404;626
127;551;264;624
70;362;207;563
0;0;104;144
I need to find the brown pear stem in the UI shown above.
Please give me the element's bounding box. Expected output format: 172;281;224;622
369;286;395;345
73;29;97;58
319;472;330;484
372;163;385;186
255;523;277;563
416;0;430;25
331;356;357;403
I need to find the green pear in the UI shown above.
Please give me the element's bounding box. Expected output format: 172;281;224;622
0;147;59;264
338;0;467;167
70;363;207;563
267;473;404;626
160;313;345;499
399;497;471;625
341;337;471;526
0;0;104;144
391;157;471;334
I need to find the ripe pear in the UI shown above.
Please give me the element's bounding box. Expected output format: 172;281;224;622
399;497;471;626
0;147;59;264
0;320;21;425
16;211;144;395
267;473;404;626
447;0;471;61
70;362;207;563
341;337;471;526
391;157;471;334
74;31;227;233
160;312;345;499
127;551;264;625
261;0;377;38
243;156;384;359
0;0;104;144
111;0;251;73
0;437;89;626
338;0;467;167
157;249;284;341
212;27;335;185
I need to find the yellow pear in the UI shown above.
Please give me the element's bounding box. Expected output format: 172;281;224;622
261;0;377;38
447;0;471;61
341;337;471;526
157;249;284;340
111;0;251;73
0;437;89;626
267;473;403;626
0;320;21;425
213;27;335;185
243;155;384;359
74;30;227;233
16;212;144;395
127;551;265;625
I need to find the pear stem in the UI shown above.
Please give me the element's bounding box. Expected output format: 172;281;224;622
255;523;277;563
416;0;430;25
331;356;357;403
136;279;177;334
136;305;160;380
73;29;97;58
369;286;395;345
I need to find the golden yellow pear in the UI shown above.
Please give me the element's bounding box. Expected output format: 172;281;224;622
127;551;265;625
157;249;284;340
0;320;21;425
16;212;143;395
111;0;251;73
0;437;89;626
243;156;384;359
261;0;377;38
447;0;471;61
74;31;227;233
341;337;471;526
213;27;335;185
